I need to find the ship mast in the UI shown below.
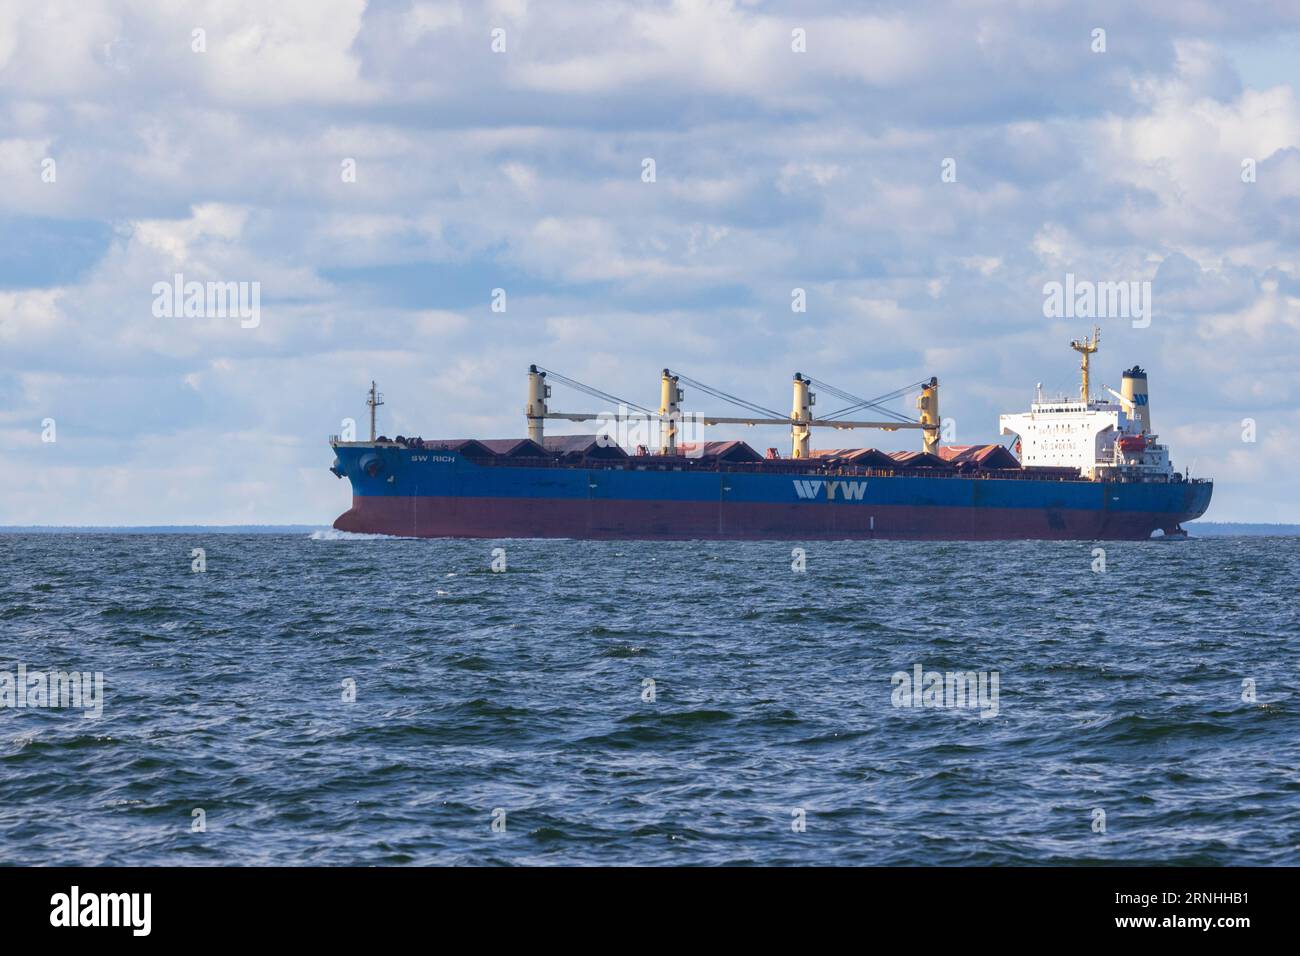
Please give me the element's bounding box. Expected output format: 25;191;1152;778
1070;327;1100;403
366;381;384;441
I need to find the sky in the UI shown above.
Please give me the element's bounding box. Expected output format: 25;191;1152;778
1;0;1299;525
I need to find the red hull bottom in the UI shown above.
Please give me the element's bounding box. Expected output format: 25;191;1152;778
334;495;1182;541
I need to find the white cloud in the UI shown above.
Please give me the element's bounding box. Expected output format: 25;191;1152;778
3;1;1300;522
0;288;65;345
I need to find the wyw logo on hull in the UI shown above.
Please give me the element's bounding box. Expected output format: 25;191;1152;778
793;479;868;501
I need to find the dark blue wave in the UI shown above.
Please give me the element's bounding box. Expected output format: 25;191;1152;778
0;533;1295;866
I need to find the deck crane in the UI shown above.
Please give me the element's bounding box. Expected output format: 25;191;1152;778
526;365;940;459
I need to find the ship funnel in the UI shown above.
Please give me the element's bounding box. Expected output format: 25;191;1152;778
1121;366;1151;434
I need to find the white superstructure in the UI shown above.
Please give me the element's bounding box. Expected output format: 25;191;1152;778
999;332;1177;482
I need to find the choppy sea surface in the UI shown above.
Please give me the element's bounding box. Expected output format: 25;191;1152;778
1;531;1297;866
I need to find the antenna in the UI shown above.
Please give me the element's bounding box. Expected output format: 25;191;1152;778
366;381;385;442
1069;327;1100;403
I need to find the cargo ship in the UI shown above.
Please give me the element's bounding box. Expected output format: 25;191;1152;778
328;331;1212;540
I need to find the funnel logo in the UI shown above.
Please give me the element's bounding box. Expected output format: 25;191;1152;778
793;479;867;501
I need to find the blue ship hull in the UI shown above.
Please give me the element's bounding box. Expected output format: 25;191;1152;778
329;444;1213;540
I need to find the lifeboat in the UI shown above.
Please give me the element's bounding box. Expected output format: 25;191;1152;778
1116;435;1147;453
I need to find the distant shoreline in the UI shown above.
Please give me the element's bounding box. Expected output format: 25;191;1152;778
1;522;1298;536
1179;523;1300;536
